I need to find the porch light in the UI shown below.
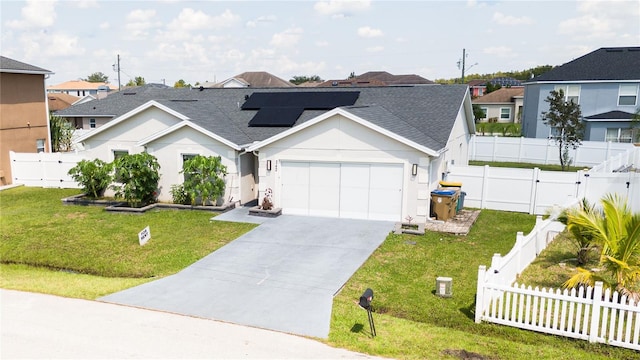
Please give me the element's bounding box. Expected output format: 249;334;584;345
266;160;272;171
412;164;418;176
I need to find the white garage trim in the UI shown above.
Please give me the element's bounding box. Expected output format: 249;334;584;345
280;161;403;221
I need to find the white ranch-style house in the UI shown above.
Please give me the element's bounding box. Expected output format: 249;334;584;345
70;85;474;223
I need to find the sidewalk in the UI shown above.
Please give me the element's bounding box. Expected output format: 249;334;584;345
1;289;388;359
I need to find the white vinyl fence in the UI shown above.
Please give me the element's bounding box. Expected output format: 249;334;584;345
477;277;640;350
470;135;635;167
475;214;640;351
9;151;84;188
447;150;640;215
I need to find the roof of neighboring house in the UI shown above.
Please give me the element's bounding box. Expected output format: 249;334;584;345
317;71;434;87
211;71;293;88
68;85;471;152
584;110;637;121
0;56;52;75
467;79;487;87
48;80;118;91
528;47;640;82
47;93;81;111
472;87;524;104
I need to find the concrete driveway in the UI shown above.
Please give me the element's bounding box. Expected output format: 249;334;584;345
100;208;393;338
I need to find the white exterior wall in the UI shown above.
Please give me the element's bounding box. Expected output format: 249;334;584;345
145;127;239;203
81;107;182;162
256;114;434;222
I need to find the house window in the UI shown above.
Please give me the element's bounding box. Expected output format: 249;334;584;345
554;85;580;103
182;154;197;181
500;108;511;121
113;150;128;161
89;119;96;128
480;107;488;121
606;128;634;143
618;84;638;106
36;139;46;153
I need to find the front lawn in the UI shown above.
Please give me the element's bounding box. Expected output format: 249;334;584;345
0;187;256;279
327;210;638;360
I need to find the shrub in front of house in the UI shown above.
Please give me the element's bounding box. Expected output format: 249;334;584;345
181;155;227;206
111;153;160;207
68;159;113;199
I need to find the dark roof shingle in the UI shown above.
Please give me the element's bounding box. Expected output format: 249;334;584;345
528;47;640;82
64;85;469;151
0;56;52;74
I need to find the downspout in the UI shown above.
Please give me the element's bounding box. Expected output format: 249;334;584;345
44;73;53;153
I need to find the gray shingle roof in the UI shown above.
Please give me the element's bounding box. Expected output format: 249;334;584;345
528;47;640;82
0;56;52;74
64;85;469;151
585;110;636;120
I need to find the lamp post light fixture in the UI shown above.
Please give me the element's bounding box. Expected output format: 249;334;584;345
359;288;376;337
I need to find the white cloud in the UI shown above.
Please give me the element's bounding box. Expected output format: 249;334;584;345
7;0;57;29
168;8;239;32
357;26;383;38
483;46;516;58
160;8;240;42
246;15;277;28
366;46;384;53
557;0;638;42
270;27;304;47
316;40;329;47
492;12;534;26
396;37;408;43
99;22;110;30
20;31;84;60
74;0;98;8
125;9;162;39
314;0;371;18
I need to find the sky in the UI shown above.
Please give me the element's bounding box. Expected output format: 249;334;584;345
1;0;639;87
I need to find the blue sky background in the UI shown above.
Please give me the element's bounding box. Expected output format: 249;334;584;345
1;0;639;86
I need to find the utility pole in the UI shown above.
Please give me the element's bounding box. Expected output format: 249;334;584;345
113;54;121;91
457;48;478;84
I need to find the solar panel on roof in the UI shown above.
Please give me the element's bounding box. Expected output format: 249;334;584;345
243;91;360;127
242;91;359;109
248;107;305;127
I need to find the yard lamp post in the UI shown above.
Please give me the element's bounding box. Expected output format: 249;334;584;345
359;288;376;337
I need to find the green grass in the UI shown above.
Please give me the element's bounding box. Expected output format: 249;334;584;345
469;160;587;172
0;263;151;298
517;230;600;289
2;187;637;359
327;210;639;360
0;186;256;279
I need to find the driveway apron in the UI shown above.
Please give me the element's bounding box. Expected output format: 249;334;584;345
100;209;393;338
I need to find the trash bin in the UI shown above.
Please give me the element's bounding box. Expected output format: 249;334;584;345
431;189;457;221
456;191;467;213
439;181;463;214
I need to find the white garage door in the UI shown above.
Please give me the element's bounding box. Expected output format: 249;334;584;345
281;162;403;221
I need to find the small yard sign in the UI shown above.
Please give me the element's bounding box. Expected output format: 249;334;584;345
138;226;151;246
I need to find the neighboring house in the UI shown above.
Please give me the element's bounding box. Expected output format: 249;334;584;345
55;84;172;130
203;71;294;88
47;80;117;97
468;79;487;98
468;77;523;98
47;93;80;112
472;87;524;123
317;71;434;87
522;47;640;142
0;56;53;185
73;86;474;223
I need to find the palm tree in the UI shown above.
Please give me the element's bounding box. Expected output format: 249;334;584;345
563;194;640;300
